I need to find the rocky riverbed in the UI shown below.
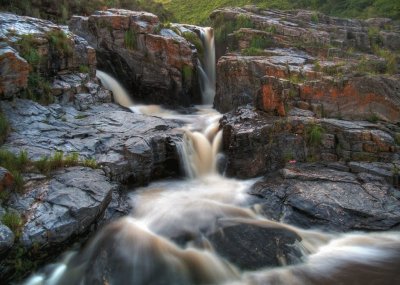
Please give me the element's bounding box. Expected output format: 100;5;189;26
0;6;399;284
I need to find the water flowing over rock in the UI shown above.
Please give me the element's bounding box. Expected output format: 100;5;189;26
69;9;202;106
212;7;400;122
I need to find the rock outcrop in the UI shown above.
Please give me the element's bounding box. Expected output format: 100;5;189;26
221;107;399;179
251;163;400;232
0;12;97;100
212;7;400;122
0;99;183;184
69;9;202;106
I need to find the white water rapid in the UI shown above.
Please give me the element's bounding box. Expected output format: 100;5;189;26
23;32;400;285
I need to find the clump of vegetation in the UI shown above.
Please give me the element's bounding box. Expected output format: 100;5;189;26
82;158;98;169
79;65;90;73
124;30;137;50
367;113;380;123
0;112;10;144
47;30;73;55
372;46;398;75
242;35;273;55
17;34;42;66
310;11;319;23
213;13;255;43
306;123;325;146
35;151;99;174
1;211;23;235
182;65;193;82
394;133;400;146
182;32;204;56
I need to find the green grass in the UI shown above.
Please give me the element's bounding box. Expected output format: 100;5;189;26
157;0;400;24
124;30;137;50
79;65;90;73
1;211;23;235
306;124;324;146
82;158;99;169
46;30;73;55
182;65;193;82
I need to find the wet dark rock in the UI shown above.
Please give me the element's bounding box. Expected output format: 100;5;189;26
206;221;303;270
221;107;399;179
0;99;183;184
251;163;400;232
6;167;116;248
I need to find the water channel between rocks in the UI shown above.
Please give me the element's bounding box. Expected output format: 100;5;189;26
23;26;400;285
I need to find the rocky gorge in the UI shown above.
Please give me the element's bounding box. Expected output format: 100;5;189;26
0;4;399;285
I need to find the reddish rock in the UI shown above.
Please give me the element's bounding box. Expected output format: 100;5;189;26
0;46;29;98
70;9;202;106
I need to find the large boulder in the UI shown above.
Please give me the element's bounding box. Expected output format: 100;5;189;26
251;163;400;232
69;9;202;106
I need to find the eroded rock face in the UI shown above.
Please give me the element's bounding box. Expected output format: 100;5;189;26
0;12;96;99
212;7;400;122
0;45;29;98
251;163;400;232
69;9;202;106
7;167;115;248
0;99;183;185
0;224;14;256
220;107;399;179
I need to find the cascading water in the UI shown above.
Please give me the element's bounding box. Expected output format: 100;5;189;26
197;27;216;105
24;29;400;285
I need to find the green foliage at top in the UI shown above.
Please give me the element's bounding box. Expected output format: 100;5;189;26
0;0;174;24
157;0;399;24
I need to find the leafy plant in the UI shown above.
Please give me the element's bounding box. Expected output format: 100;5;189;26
47;29;73;55
182;31;204;56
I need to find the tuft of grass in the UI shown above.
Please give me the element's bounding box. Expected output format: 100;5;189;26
242;47;264;56
64;152;79;167
49;151;64;170
82;158;99;169
367;113;380;123
1;211;23;236
34;156;50;174
306;124;324;146
124;30;137;50
11;171;25;193
372;46;398;75
17;34;42;67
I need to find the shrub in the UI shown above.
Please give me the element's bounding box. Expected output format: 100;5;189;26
17;34;42;67
124;30;137;50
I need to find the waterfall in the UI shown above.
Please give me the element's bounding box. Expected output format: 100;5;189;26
198;27;216;105
96;70;134;108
